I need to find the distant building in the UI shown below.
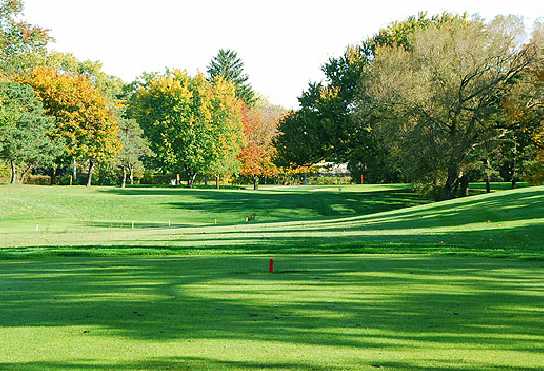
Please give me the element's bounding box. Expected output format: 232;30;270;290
315;161;350;176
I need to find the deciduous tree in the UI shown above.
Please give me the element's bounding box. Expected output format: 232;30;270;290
0;0;49;76
364;17;539;199
129;71;243;188
117;116;150;188
24;67;121;186
239;99;283;190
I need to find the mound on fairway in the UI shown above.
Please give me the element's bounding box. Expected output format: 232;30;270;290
0;184;542;257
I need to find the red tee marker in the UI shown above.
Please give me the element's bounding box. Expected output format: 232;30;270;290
269;258;274;273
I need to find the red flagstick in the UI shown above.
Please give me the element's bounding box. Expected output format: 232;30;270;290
269;258;274;273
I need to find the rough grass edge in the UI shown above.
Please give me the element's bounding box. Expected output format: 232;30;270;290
1;242;542;261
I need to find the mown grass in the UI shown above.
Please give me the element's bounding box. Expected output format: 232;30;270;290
0;183;426;253
0;184;542;258
469;181;528;191
1;183;543;369
1;255;543;370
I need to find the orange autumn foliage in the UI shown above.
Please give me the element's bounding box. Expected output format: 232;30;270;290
238;102;280;178
22;66;121;162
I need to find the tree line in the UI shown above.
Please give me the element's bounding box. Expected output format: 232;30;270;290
1;1;543;198
276;13;544;199
0;0;283;189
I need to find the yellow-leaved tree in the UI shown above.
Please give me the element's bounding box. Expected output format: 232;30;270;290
23;66;121;186
129;70;243;188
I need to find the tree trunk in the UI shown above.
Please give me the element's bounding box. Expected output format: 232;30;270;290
511;160;517;189
485;158;491;193
187;173;197;189
72;158;77;185
10;160;17;184
253;176;259;191
204;176;208;186
129;165;134;185
121;166;127;189
215;175;219;190
458;174;469;197
176;173;180;186
511;142;517;189
443;166;460;200
50;164;58;185
86;160;95;187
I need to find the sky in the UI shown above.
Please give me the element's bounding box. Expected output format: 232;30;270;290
23;0;542;108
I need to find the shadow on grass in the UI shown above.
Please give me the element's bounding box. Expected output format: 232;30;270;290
0;255;543;369
2;223;543;261
0;357;331;370
86;187;544;241
99;187;427;223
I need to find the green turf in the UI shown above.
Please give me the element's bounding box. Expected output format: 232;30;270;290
1;184;543;369
0;183;419;228
468;181;529;191
0;184;542;257
0;255;543;370
0;183;426;252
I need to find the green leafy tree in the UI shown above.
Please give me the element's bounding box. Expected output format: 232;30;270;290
276;13;470;183
363;16;539;199
0;0;49;76
204;78;245;187
0;81;62;183
275;47;369;172
129;71;243;188
492;21;544;188
275;109;325;167
117;116;150;188
207;49;255;106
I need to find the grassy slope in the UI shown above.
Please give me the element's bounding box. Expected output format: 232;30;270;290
0;183;423;250
0;184;542;257
0;255;543;370
0;183;419;228
1;185;543;369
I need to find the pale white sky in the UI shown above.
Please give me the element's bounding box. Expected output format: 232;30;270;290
23;0;542;108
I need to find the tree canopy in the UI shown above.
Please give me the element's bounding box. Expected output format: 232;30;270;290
238;98;284;189
23;66;121;186
0;81;61;183
274;12;544;196
362;16;540;198
128;70;244;187
1;1;542;192
207;49;256;106
0;0;49;77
